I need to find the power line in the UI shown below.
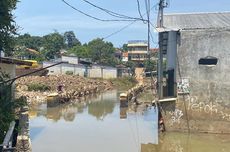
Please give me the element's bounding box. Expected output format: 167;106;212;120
102;21;137;40
150;31;158;45
149;21;159;32
103;3;158;40
145;0;150;19
62;0;139;22
82;0;145;21
136;0;147;23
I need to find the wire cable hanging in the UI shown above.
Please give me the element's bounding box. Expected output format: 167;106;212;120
62;0;144;22
136;0;147;23
102;21;137;40
82;0;146;21
102;3;159;40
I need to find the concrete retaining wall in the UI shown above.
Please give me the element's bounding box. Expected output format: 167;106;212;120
16;107;32;152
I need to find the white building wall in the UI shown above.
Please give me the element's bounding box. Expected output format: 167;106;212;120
103;68;117;79
61;56;78;64
43;61;86;76
74;66;85;77
43;61;116;79
43;62;61;75
88;66;102;78
61;64;75;75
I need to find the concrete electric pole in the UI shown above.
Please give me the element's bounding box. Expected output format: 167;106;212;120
157;0;168;99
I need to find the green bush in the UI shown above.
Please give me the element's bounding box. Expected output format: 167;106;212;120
109;76;137;90
65;71;74;75
0;70;27;143
27;83;50;91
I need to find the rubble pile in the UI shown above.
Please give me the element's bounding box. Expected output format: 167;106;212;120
16;75;113;105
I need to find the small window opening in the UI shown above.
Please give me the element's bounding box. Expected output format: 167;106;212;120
199;56;218;66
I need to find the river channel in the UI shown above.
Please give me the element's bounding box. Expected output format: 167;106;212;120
29;90;230;152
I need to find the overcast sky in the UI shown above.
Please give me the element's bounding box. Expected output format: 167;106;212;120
14;0;230;47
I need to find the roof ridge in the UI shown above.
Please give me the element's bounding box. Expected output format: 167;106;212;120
165;11;230;16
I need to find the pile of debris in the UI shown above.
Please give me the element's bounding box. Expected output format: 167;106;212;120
16;75;113;105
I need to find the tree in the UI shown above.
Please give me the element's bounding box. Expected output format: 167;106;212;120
0;0;19;56
144;60;157;72
64;31;81;48
88;38;116;65
125;61;137;75
15;33;43;50
68;45;91;58
42;32;65;59
122;43;128;52
13;34;44;60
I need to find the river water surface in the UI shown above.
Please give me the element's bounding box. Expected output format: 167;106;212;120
29;90;230;152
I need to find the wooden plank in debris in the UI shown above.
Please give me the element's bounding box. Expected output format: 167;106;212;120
158;97;177;103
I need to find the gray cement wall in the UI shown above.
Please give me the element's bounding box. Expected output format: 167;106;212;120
177;28;230;104
163;28;230;133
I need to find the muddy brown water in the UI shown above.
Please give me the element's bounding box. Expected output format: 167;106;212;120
29;90;230;152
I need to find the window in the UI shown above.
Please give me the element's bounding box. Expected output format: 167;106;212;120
198;56;218;66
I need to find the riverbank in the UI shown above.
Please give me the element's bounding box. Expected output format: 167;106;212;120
15;75;137;105
109;77;137;90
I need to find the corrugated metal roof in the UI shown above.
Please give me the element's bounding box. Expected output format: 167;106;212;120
163;12;230;30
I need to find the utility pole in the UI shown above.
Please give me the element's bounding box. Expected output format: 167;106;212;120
147;0;150;60
157;0;168;28
157;0;168;99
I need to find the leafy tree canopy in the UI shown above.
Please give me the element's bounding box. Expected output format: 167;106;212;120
0;0;19;56
122;43;128;52
88;38;116;65
15;33;43;50
68;45;91;58
64;31;81;48
144;60;157;72
42;32;65;59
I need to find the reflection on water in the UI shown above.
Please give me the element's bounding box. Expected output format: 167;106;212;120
29;90;118;122
141;132;230;152
29;90;158;152
29;90;230;152
120;107;128;119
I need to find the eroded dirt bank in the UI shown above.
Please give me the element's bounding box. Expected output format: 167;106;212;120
16;75;113;105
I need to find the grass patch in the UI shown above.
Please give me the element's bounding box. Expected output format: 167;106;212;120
109;77;137;90
65;71;74;75
27;83;50;92
138;90;155;103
